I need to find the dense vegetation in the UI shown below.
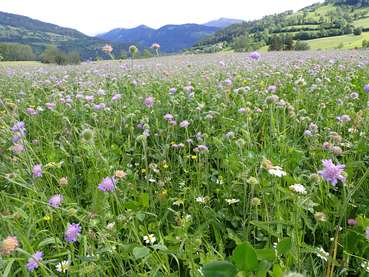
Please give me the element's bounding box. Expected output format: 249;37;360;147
192;0;369;53
0;43;35;61
1;51;369;276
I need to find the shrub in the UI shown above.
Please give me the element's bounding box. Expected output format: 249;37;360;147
294;41;311;51
354;27;362;36
0;43;36;61
41;46;80;65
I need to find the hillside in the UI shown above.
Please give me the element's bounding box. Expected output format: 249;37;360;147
193;0;369;52
0;11;127;60
97;24;219;53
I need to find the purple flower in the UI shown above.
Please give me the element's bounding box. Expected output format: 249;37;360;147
194;145;209;153
48;194;63;208
347;218;357;225
164;113;174;121
364;84;369;93
179;120;190;128
11;121;25;132
267;85;277;93
112;94;121;101
144;96;154;108
224;79;232;86
98;177;116;192
366;227;369;240
250;51;261;60
336;115;351;123
64;223;81;243
26;107;39;116
318;159;346;186
94;103;106;110
26;251;43;272
45;103;56;110
169;87;177;94
32;164;42;177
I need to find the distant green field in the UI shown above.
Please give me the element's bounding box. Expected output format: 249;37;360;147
353;17;369;28
306;32;369;49
0;61;42;66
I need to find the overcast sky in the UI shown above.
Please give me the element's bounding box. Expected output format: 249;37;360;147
0;0;323;35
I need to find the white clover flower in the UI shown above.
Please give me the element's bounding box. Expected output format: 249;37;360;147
143;234;156;244
225;198;240;205
289;184;307;195
316;247;329;262
56;260;70;273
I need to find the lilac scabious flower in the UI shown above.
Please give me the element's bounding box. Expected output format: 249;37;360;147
179;120;190;128
224;79;232;86
12;143;25;154
250;51;261;60
169;87;177;94
11;121;25;132
364;84;369;93
194;145;209;153
112;94;121;101
26;107;39;116
45;103;56;110
26;251;43;272
32;164;42;177
98;177;116;192
164;113;174;121
347;218;357;226
336;115;351;123
267;85;277;93
64;223;81;243
144;96;154;108
85;95;94;102
318;159;346;186
48;194;63;208
94;103;106;110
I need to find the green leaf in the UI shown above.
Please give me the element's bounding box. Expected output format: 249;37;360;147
271;264;283;277
38;237;61;248
201;261;238;277
139;193;149;208
3;258;15;277
132;246;150;260
232;243;258;272
255;248;276;261
136;212;146;222
276;238;292;256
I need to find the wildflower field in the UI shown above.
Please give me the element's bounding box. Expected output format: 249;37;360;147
1;51;369;276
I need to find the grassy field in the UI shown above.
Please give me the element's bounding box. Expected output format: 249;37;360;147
1;51;369;276
305;32;369;49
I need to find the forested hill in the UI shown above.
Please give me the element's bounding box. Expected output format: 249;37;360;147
192;0;369;52
0;11;127;60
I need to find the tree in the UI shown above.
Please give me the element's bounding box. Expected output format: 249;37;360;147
41;46;80;65
284;35;294;50
0;43;35;61
269;35;283;51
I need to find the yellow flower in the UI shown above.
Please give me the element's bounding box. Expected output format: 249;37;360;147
191;155;197;160
43;215;52;221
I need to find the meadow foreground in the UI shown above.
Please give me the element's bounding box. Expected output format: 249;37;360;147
1;51;369;276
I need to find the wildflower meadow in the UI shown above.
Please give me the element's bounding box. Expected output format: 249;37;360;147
1;51;369;276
